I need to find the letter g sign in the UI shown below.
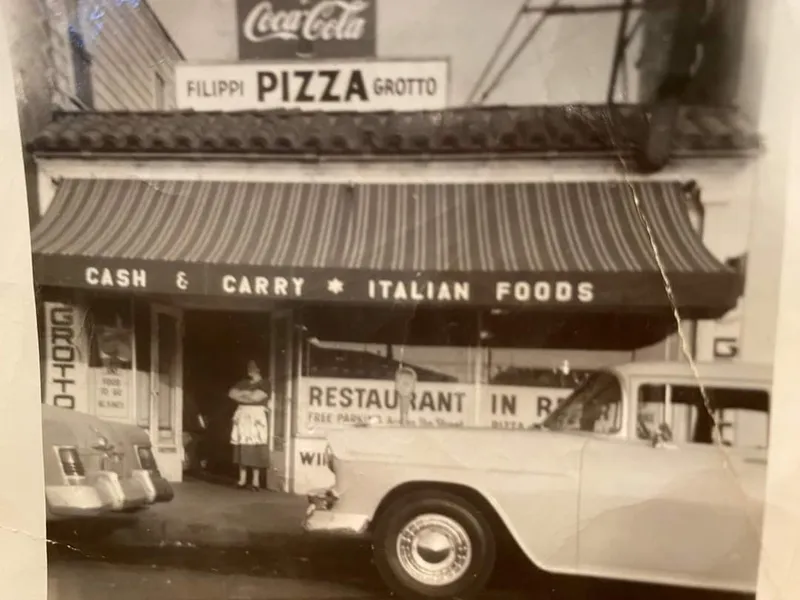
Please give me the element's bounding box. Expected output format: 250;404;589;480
175;271;189;291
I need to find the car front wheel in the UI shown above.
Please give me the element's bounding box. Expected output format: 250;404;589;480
373;490;496;600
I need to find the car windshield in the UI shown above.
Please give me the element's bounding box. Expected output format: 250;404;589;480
541;371;623;434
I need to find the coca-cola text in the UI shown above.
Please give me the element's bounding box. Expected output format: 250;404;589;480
242;0;370;44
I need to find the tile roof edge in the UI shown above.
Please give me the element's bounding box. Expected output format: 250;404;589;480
43;103;758;127
43;102;684;118
28;147;762;162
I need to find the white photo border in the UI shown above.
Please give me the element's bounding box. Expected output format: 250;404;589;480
1;1;800;599
0;7;48;600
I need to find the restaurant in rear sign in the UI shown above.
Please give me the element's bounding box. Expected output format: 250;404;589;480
174;59;449;112
296;377;574;437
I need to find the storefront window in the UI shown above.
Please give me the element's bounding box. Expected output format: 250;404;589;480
307;342;473;383
87;295;134;422
298;306;652;434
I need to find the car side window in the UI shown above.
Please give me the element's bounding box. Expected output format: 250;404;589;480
555;372;623;435
636;384;670;441
637;384;770;449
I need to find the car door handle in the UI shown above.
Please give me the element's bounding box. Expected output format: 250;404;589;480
744;457;766;465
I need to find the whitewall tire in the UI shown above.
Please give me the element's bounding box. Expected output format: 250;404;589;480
373;490;497;600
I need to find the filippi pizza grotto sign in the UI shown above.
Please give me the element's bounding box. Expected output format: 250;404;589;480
236;0;376;59
175;59;448;112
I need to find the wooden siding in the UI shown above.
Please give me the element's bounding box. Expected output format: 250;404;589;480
5;0;182;142
4;0;182;224
66;0;182;110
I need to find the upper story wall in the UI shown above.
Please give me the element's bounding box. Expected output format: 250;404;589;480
4;0;183;148
638;0;764;124
52;0;183;112
152;0;644;106
152;0;764;111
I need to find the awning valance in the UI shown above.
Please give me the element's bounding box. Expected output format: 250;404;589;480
31;178;740;318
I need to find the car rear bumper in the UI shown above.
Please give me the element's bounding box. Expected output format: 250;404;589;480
93;472;151;511
46;485;110;518
150;472;174;502
303;488;370;537
46;471;152;519
131;469;174;503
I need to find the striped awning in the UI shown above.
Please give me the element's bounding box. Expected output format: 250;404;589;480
31;178;740;317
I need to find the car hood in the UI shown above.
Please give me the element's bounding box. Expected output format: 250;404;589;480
42;404;150;449
326;426;588;474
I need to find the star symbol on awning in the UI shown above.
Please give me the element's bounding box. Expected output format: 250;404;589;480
327;278;344;295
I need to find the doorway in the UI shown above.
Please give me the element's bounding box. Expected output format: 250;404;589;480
182;310;272;484
150;305;183;482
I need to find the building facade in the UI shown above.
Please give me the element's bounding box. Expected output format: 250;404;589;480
21;0;773;492
27;105;759;489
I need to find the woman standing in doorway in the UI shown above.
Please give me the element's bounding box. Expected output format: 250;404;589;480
229;359;271;490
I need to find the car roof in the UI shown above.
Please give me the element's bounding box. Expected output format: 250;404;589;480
607;361;773;385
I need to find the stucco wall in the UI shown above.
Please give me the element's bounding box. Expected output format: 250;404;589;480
150;0;762;111
151;0;644;106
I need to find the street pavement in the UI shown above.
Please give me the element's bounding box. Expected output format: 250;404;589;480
48;560;375;600
46;545;754;600
46;480;753;600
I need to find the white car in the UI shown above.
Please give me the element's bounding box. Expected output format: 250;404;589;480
43;404;173;521
304;361;770;599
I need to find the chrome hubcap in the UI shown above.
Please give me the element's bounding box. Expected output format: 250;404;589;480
396;513;472;586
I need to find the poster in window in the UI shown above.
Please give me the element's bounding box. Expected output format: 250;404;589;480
93;313;133;421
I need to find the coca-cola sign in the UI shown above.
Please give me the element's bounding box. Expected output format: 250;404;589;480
237;0;376;60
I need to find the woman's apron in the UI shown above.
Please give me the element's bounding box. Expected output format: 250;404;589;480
230;404;269;446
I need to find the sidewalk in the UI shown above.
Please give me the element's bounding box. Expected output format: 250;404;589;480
110;479;310;547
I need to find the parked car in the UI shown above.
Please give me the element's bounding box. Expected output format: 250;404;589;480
43;404;173;521
304;361;770;599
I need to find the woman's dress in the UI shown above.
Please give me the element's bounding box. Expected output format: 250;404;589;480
230;378;271;468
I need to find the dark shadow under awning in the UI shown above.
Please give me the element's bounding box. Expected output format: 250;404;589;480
31;178;740;319
298;305;684;351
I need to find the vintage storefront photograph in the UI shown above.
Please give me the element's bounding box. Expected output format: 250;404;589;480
3;0;791;599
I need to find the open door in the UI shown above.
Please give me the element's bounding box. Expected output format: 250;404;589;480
150;305;184;482
268;310;294;492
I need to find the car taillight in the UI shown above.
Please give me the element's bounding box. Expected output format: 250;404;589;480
137;446;159;472
58;447;85;478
